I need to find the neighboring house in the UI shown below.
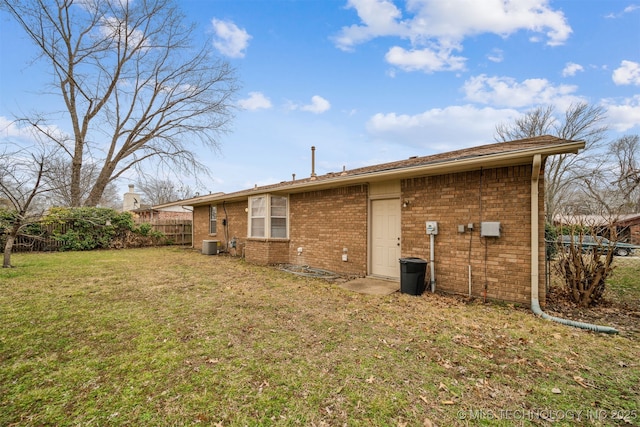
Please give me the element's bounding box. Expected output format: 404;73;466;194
165;136;584;307
554;213;640;245
615;214;640;245
122;184;194;221
131;205;193;222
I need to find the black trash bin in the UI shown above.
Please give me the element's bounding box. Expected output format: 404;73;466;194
399;257;428;295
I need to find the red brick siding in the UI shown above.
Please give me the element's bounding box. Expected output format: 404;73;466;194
245;239;290;264
629;224;640;245
288;185;368;275
193;201;248;252
190;166;545;306
400;166;545;306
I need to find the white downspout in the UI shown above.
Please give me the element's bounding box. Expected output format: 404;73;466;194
530;154;618;334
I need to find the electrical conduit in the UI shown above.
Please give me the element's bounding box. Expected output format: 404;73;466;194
430;233;436;292
530;154;618;334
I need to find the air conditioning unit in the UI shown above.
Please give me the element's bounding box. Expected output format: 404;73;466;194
202;240;220;255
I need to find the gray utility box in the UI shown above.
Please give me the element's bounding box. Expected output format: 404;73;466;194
481;222;501;237
202;240;220;255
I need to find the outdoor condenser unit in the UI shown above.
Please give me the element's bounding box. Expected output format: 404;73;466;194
202;240;220;255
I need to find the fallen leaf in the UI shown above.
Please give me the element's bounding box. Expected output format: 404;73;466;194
424;418;434;427
551;387;562;394
365;376;375;384
573;376;590;388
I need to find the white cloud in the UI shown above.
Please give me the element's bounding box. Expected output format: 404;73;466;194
100;16;148;50
238;92;272;111
0;116;26;139
385;45;466;73
333;0;409;51
408;0;571;45
333;0;572;71
605;5;640;18
0;116;69;147
602;95;640;131
463;74;581;108
487;48;504;63
562;62;584;77
624;5;640;13
612;60;640;86
211;18;251;58
365;104;520;150
290;96;331;114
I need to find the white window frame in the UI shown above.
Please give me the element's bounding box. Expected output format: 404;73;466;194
248;195;288;239
209;205;217;234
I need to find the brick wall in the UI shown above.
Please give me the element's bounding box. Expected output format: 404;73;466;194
629;224;640;245
191;165;545;306
288;185;368;275
400;166;545;306
245;239;290;264
193;201;248;253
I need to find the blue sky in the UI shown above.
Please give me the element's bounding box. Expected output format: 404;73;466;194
1;0;640;197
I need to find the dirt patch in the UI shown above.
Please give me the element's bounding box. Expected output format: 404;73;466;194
545;285;640;338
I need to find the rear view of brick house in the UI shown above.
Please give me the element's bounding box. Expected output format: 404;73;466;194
165;136;584;307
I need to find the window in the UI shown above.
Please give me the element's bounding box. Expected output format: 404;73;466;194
250;196;266;237
249;195;288;238
270;196;287;238
209;205;217;234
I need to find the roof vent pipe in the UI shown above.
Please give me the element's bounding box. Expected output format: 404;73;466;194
310;146;317;180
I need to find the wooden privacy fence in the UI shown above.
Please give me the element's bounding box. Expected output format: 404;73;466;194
139;219;192;245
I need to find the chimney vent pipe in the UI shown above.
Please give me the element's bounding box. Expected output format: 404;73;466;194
310;146;317;180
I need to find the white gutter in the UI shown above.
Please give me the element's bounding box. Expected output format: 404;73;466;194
530;154;618;334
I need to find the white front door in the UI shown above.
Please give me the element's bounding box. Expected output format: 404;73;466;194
371;198;401;278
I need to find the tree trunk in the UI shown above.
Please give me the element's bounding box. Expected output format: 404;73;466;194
3;232;16;268
84;163;116;207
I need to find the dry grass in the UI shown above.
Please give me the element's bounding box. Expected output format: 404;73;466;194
1;247;638;426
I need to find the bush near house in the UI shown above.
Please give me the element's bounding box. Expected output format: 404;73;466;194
551;225;619;307
43;207;168;250
0;207;168;252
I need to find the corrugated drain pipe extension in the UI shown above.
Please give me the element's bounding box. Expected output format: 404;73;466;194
530;154;618;334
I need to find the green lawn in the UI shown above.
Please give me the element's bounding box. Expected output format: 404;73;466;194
1;247;638;426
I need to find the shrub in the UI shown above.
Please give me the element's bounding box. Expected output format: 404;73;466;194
41;207;166;251
553;227;616;307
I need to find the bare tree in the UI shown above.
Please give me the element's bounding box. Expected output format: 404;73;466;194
495;102;608;222
581;135;640;215
135;176;194;205
43;157;121;208
610;135;640;212
0;146;59;267
1;0;238;207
